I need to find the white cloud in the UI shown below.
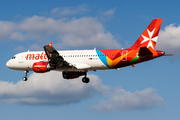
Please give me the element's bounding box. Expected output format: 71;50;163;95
102;8;115;16
18;15;121;49
55;17;121;49
9;32;25;40
0;15;121;49
157;24;180;55
0;71;165;111
0;21;24;41
51;4;88;16
0;21;15;39
19;16;62;38
0;71;109;105
30;44;43;51
92;87;165;112
0;7;121;49
98;8;116;22
51;8;60;13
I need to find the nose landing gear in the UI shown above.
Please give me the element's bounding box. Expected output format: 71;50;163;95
22;70;29;81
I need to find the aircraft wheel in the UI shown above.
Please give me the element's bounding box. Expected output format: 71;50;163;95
22;77;27;81
82;77;90;83
62;73;70;79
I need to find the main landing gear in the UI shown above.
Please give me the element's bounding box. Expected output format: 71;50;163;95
62;71;90;83
82;77;90;83
82;73;90;83
22;70;29;81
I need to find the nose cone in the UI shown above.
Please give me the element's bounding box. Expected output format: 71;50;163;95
6;60;13;69
6;60;10;68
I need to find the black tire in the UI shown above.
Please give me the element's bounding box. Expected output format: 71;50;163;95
82;77;90;83
63;73;70;79
22;77;27;81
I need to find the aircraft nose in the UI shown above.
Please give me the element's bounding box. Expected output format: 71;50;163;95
6;60;12;68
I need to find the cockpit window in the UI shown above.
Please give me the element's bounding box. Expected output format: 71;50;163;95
12;56;16;59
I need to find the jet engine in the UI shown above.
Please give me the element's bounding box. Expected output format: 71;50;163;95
33;62;51;73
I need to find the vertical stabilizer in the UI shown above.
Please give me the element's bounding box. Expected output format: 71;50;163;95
129;19;163;50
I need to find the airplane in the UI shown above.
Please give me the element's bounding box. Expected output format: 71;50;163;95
6;18;169;83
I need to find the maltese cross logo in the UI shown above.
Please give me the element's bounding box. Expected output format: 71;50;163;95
140;28;158;49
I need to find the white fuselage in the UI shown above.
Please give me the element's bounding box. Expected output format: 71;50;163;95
6;49;109;72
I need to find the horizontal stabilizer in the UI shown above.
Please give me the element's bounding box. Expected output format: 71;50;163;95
138;47;152;58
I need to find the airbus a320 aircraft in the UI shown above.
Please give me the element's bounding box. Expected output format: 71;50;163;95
6;19;168;83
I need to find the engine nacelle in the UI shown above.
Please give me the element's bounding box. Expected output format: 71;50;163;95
62;71;86;79
33;62;50;73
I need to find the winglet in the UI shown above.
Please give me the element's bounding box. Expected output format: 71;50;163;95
48;42;53;47
44;42;63;62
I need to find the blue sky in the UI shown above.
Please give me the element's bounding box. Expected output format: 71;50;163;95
1;0;180;120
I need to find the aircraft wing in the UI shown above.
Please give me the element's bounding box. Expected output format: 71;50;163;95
44;42;92;70
72;63;91;69
43;42;71;67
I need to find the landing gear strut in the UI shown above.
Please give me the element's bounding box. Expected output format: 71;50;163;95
22;70;29;81
82;73;90;83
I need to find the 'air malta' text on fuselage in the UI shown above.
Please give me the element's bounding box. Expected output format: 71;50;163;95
26;52;47;60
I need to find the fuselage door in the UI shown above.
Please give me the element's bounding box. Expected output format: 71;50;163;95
122;50;128;61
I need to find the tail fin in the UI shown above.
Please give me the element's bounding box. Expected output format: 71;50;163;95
129;18;163;50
